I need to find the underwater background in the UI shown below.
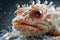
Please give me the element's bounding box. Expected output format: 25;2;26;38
0;0;60;39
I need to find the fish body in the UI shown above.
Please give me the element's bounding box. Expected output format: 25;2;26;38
2;0;60;40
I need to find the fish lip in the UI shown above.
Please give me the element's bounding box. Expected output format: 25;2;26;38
13;20;49;31
13;20;49;36
13;20;41;31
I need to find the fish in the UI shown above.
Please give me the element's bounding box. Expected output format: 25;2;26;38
2;0;60;40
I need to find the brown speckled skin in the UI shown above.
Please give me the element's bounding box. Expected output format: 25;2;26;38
14;5;60;36
13;4;60;37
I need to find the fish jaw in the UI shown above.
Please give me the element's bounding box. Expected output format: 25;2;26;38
12;19;50;37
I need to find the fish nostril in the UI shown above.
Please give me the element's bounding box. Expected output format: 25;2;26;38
14;12;17;16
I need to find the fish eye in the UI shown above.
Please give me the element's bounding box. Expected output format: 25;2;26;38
35;11;42;16
29;9;43;20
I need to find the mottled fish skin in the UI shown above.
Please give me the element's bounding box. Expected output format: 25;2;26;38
2;0;60;40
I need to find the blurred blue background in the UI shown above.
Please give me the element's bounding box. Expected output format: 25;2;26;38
0;0;60;37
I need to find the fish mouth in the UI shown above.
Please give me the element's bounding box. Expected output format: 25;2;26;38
13;20;41;31
13;20;48;36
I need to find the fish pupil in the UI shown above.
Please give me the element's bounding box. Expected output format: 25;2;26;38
36;11;41;16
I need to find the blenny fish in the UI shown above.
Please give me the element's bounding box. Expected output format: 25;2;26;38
2;0;60;40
